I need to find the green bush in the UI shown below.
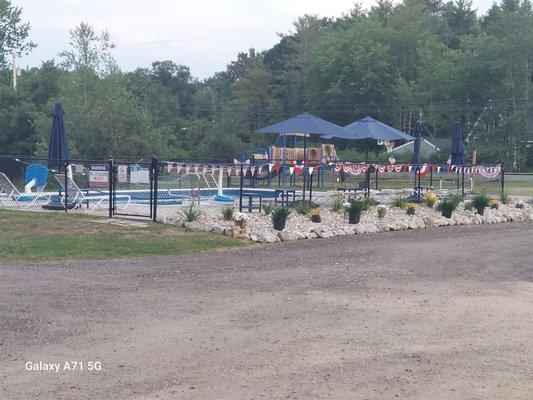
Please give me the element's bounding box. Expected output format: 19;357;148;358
262;202;275;216
406;203;416;215
181;203;202;222
345;200;366;217
221;206;235;221
271;206;291;230
472;194;490;211
331;193;345;213
377;206;387;219
293;201;311;215
234;216;246;228
500;193;511;204
515;203;524;209
436;197;459;217
391;196;408;209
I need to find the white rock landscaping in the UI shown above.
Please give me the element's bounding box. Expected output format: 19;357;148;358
169;201;533;243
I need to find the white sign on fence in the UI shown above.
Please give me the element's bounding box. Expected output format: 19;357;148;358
117;165;128;183
130;166;150;184
88;164;108;188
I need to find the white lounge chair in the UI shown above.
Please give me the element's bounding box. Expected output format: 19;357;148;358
54;174;130;211
0;172;50;208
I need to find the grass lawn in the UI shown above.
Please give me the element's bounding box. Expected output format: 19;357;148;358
0;210;248;262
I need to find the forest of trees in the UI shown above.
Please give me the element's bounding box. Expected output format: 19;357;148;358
0;0;531;169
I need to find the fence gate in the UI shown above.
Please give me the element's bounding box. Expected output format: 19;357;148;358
111;157;158;220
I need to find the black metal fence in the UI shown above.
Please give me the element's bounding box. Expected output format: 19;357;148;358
1;155;520;223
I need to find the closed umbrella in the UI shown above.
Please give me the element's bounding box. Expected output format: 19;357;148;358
48;102;70;168
450;121;465;165
411;120;422;165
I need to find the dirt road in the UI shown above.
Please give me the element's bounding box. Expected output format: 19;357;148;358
1;223;532;399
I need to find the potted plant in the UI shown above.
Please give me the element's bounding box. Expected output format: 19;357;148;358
406;203;416;215
436;197;458;219
425;192;437;208
490;198;500;209
271;206;291;231
309;207;321;223
345;200;366;224
471;194;490;215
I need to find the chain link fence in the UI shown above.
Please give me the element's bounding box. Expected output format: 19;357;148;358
1;155;514;223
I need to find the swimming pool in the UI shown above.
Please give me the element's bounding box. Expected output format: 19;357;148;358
16;188;277;205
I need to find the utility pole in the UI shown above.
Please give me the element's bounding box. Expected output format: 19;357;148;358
12;53;18;90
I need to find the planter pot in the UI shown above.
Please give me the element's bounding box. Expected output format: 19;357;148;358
348;212;361;224
442;210;453;219
476;206;485;216
273;219;286;231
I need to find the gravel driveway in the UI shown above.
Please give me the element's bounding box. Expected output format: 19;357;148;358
1;223;532;399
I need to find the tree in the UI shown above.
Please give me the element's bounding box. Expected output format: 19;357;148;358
0;0;35;67
59;22;117;75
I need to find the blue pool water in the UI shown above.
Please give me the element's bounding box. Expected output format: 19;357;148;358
16;188;277;205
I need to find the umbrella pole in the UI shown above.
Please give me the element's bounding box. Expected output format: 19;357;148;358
303;134;307;202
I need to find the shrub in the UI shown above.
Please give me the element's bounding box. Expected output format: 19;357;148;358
449;194;463;208
436;197;459;218
221;205;235;221
331;192;345;213
391;196;408;209
490;198;500;209
234;216;246;229
309;207;321;223
361;197;378;211
377;206;387;219
500;193;510;204
345;200;366;224
271;206;291;231
515;203;524;209
262;202;274;216
472;194;490;214
181;203;201;222
406;203;416;215
425;192;437;208
294;201;311;215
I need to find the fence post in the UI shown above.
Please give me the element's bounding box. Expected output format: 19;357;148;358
308;168;313;205
239;164;243;212
417;166;421;203
461;166;465;197
108;158;114;218
375;169;379;190
430;168;433;189
501;162;505;197
152;157;159;222
64;161;68;213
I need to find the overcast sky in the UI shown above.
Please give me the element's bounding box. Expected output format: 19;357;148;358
17;0;495;79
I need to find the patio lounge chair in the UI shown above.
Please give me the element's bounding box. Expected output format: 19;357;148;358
0;172;51;208
54;174;131;211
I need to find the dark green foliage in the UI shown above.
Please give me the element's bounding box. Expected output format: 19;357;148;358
293;201;311;215
222;206;235;221
0;0;531;170
391;196;408;209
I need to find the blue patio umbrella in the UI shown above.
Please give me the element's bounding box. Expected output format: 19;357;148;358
334;116;415;141
257;112;351;138
48;102;70;168
411;120;422;165
450;121;465;165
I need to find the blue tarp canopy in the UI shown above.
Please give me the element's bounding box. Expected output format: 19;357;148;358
450;121;466;165
411;120;422;165
48;102;70;168
334;116;414;141
257;112;351;138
